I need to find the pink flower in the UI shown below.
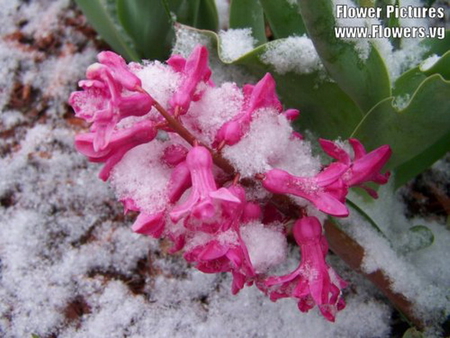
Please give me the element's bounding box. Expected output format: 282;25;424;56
75;120;157;181
132;211;166;238
214;73;282;147
261;164;350;217
184;236;255;294
69;52;154;151
264;216;347;322
319;138;392;198
168;45;213;114
169;146;241;232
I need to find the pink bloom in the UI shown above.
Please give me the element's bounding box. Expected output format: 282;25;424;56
319;138;392;198
283;108;300;122
132;211;165;238
214;73;282;147
169;146;241;232
75;120;157;181
167;161;192;204
264;216;347;322
69;52;154;151
161;144;189;167
262;164;350;217
180;183;255;294
184;236;255;294
168;45;213;114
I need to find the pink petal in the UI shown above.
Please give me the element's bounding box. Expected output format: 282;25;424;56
131;211;165;238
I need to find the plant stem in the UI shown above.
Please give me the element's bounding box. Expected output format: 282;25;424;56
324;220;424;330
153;102;236;175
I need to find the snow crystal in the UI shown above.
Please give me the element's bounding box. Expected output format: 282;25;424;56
134;60;181;107
215;0;230;30
110;141;171;214
392;94;410;110
223;109;320;178
173;25;257;86
185;82;244;145
345;183;450;327
241;222;287;274
219;28;256;62
420;54;441;71
261;35;325;75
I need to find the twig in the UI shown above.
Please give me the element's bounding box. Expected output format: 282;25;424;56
153;102;236;175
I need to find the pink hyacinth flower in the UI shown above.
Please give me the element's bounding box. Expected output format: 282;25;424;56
75;120;157;181
262;163;350;217
214;73;282;147
69;52;154;151
319;138;392;198
168;45;213;114
169;146;241;231
264;216;347;322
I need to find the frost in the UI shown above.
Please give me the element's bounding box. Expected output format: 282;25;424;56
420;54;441;71
392;94;410;110
219;28;256;62
344;183;450;326
261;36;325;75
241;222;287;274
215;0;230;30
223;110;320;177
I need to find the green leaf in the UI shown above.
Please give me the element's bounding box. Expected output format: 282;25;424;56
196;0;219;31
168;0;219;31
259;0;307;39
420;30;450;57
298;0;391;113
229;0;267;46
351;73;450;188
75;0;140;61
117;0;174;60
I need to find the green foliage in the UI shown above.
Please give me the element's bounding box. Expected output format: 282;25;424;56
75;0;140;61
117;0;173;60
229;0;266;45
259;0;306;39
76;0;218;61
298;0;392;113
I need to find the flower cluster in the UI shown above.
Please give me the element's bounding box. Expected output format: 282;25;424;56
70;45;392;322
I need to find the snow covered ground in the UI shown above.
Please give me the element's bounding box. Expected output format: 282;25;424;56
0;1;449;337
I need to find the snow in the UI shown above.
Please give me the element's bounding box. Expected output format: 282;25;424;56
241;222;287;274
344;182;450;333
215;0;230;30
222;109;321;178
0;0;449;337
420;54;441;71
219;28;256;62
261;36;325;75
110;141;171;214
